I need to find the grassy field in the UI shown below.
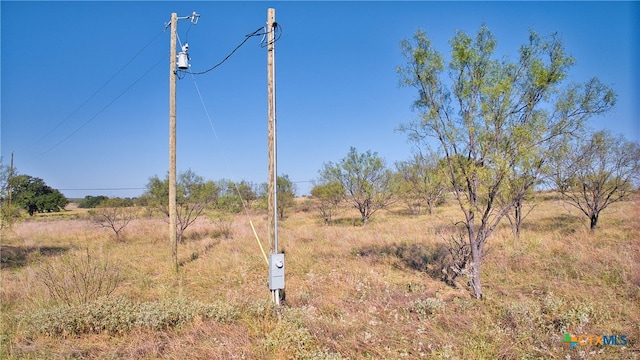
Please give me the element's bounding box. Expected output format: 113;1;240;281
1;194;639;359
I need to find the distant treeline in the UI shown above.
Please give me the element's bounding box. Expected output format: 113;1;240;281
76;196;136;209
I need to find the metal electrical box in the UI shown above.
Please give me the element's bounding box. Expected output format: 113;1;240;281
269;253;285;290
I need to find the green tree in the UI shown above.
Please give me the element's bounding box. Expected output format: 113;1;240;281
502;155;545;240
277;175;296;220
10;174;68;216
310;181;344;225
320;147;395;225
78;195;109;209
553;130;640;231
395;152;446;215
144;170;218;270
237;180;257;209
260;175;297;220
217;180;256;213
217;180;242;213
0;159;21;229
397;26;615;298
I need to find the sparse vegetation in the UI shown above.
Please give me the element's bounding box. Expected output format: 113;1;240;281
90;198;137;241
553;130;640;231
397;26;616;299
20;296;238;337
35;247;123;306
1;193;638;359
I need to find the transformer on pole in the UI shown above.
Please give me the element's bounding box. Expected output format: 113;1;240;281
168;11;199;273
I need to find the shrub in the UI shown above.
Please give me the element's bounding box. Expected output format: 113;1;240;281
411;297;445;318
210;215;233;239
21;296;238;337
36;248;122;306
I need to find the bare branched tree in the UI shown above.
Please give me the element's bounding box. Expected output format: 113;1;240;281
90;198;136;241
553;130;640;231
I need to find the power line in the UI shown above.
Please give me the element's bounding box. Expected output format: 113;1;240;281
185;25;281;76
35;54;167;157
18;29;166;155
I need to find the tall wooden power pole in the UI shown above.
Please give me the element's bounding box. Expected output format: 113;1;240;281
266;8;282;305
7;152;14;206
169;12;178;273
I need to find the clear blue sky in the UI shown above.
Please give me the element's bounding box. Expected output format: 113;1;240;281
2;1;638;198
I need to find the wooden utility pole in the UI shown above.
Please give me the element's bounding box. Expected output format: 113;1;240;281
266;8;280;305
169;12;178;273
7;152;14;206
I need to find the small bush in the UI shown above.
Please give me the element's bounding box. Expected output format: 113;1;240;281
36;248;122;306
211;215;233;239
23;297;137;336
262;307;342;359
21;296;238;337
411;297;445;318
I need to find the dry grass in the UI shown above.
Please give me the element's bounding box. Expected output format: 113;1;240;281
1;194;639;359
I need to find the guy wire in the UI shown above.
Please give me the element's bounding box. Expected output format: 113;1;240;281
189;73;269;266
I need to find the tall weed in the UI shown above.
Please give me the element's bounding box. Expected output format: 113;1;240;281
36;247;122;306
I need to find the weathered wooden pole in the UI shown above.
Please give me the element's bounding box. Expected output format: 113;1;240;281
169;12;178;273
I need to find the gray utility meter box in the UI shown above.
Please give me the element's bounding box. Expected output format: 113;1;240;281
269;253;285;290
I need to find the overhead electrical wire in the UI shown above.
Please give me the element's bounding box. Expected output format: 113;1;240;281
191;75;270;265
36;54;167;157
184;22;283;262
189;72;269;265
18;28;166;156
30;20;286;249
260;22;282;48
184;23;282;76
16;19;289;207
182;22;286;265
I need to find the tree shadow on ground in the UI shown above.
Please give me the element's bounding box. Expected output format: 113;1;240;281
0;245;69;269
354;242;452;284
330;217;365;227
522;212;584;234
178;238;221;267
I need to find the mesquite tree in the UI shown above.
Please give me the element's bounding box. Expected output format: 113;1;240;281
553;130;640;231
145;170;218;271
397;26;615;298
90;198;136;241
320;147;395;225
311;181;344;225
395;151;446;215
